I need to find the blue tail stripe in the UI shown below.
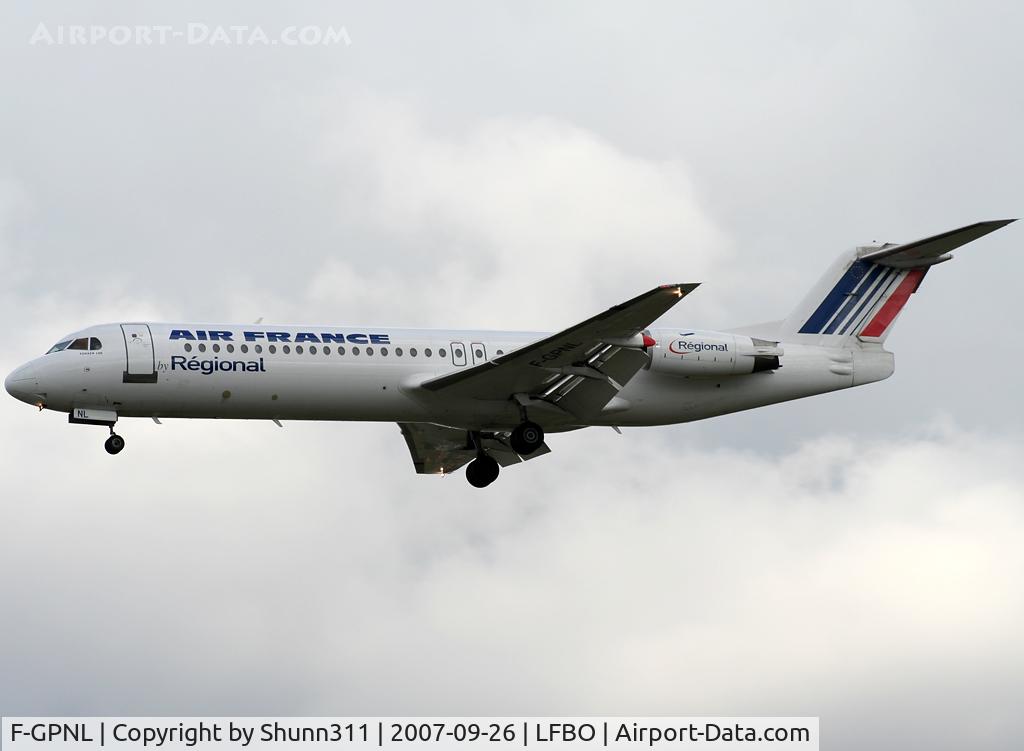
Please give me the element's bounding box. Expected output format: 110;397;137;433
798;260;872;334
822;262;888;335
838;267;897;335
848;269;905;336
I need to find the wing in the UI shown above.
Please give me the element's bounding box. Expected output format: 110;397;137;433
398;422;550;475
859;219;1016;268
419;283;699;420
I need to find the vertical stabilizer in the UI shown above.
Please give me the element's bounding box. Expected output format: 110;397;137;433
777;220;1014;345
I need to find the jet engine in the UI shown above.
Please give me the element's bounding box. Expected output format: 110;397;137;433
648;330;782;377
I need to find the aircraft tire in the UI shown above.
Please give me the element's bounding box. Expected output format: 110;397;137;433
104;434;125;455
510;421;544;455
466;455;500;488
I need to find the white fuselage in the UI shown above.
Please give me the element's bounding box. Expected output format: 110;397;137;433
4;321;894;432
6;220;1009;485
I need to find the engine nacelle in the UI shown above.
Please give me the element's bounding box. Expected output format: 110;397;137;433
648;330;783;377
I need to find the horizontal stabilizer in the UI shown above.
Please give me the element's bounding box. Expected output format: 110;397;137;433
859;219;1016;268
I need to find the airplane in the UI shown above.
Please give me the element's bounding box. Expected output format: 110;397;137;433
4;220;1015;487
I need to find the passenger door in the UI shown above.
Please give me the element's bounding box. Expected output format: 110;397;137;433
470;342;487;365
121;323;157;383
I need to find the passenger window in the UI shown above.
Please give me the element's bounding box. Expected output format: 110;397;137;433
352;347;360;356
380;347;388;357
366;347;374;356
474;348;483;359
212;344;221;353
424;348;432;357
268;345;276;354
454;348;463;358
310;346;317;355
89;338;103;350
198;343;207;352
396;348;403;357
226;344;234;353
68;338;89;350
323;346;331;355
338;346;346;355
410;348;418;357
240;344;248;353
439;348;447;358
283;345;291;354
497;350;504;355
184;343;193;353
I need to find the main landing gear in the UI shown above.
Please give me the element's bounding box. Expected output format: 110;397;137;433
509;420;544;455
465;429;500;488
465;454;500;488
464;421;545;488
104;430;125;455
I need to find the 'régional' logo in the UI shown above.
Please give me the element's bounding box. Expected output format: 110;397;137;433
668;338;728;355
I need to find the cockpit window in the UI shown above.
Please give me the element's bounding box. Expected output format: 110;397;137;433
67;338;89;350
46;340;73;354
89;337;102;350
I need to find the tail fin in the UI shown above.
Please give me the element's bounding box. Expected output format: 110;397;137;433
778;220;1015;344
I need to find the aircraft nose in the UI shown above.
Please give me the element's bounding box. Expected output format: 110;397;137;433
5;363;40;405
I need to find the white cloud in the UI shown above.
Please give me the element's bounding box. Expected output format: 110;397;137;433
0;412;1020;749
299;94;728;329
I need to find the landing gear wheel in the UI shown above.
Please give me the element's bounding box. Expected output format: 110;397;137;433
104;434;125;455
510;421;544;455
465;455;500;488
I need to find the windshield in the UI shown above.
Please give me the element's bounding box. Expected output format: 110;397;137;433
46;336;102;354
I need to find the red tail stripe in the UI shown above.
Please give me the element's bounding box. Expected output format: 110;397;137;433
860;268;927;338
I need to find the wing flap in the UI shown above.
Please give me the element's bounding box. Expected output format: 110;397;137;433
399;422;549;475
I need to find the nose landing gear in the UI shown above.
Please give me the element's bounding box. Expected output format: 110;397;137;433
67;409;124;454
104;431;125;455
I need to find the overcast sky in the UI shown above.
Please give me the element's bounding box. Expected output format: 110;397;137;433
1;2;1022;749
